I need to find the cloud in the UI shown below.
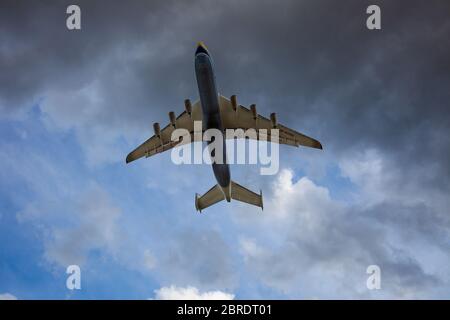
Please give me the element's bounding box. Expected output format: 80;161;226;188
236;166;445;298
1;0;448;170
157;230;238;291
0;293;17;300
339;149;450;250
43;183;122;267
1;0;450;299
2;0;450;197
154;285;234;300
1;123;126;269
143;249;157;270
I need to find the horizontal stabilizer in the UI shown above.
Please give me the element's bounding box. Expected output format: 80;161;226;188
195;181;263;212
231;181;263;210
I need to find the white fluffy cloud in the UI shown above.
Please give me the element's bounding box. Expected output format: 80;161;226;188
235;149;448;298
154;286;234;300
0;293;17;300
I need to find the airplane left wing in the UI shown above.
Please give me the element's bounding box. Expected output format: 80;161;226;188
218;95;322;149
126;100;202;163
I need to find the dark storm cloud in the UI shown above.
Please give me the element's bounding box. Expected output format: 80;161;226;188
1;0;449;166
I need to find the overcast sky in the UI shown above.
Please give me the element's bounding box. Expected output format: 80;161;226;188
1;0;449;299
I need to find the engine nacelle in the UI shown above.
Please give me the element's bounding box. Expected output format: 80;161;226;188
169;111;176;127
250;104;257;120
184;99;192;115
270;112;277;128
153;122;161;137
230;95;237;111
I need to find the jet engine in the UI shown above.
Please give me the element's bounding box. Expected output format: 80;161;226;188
270;113;277;128
169;111;176;128
230;95;237;111
153;122;161;137
184;99;192;115
250;104;257;120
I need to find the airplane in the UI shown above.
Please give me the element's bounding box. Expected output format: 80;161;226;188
126;42;322;212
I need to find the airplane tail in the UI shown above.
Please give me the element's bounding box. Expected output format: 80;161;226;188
230;181;263;210
195;181;263;212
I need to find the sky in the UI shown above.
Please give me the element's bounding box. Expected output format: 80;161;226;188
0;0;449;299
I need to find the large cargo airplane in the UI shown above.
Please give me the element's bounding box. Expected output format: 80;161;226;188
126;42;322;212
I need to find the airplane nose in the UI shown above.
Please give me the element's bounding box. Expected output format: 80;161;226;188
195;41;209;56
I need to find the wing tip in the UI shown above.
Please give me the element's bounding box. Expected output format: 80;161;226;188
125;153;135;164
313;140;323;150
260;189;264;211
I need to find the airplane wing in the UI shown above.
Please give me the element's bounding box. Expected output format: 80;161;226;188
126;100;203;163
218;95;322;149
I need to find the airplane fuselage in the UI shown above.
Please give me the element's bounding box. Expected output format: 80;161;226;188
126;42;319;211
194;45;231;195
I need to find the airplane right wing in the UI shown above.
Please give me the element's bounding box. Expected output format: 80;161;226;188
126;100;203;163
218;95;322;149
